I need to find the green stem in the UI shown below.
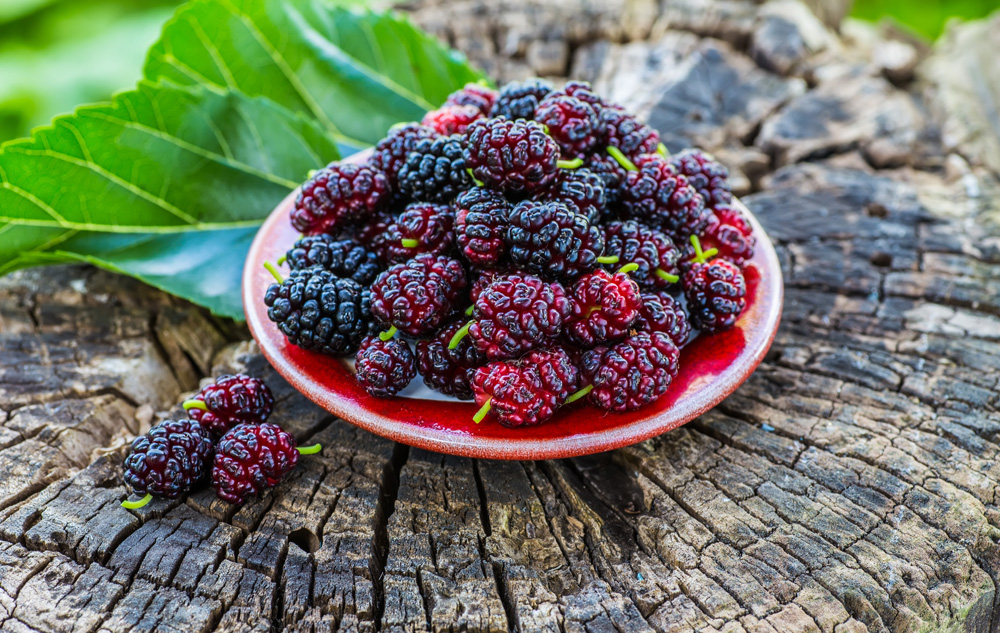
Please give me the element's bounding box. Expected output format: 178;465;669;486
565;384;593;405
688;235;718;265
448;320;473;350
263;261;284;284
297;443;322;455
121;493;152;510
654;268;680;284
596;255;620;265
556;158;583;169
606;146;637;171
473;397;492;424
466;168;485;187
378;325;398;342
276;254;287;266
465;305;474;316
657;143;669;158
617;262;640;275
401;238;419;249
182;399;209;412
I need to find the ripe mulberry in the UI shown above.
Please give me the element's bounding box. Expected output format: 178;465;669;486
446;82;499;115
183;374;274;439
415;319;486;399
372;123;439;190
212;423;318;504
578;332;680;411
669;148;732;209
355;335;416;397
454;188;511;268
635;291;691;348
601;220;681;291
398;134;473;203
284;234;382;285
369;255;467;337
506;200;606;282
422;105;483;136
564;267;643;348
619;153;712;243
539;168;608;225
533;93;601;158
490;78;553;120
122;419;213;505
470;348;578;427
384;203;456;263
291;163;389;235
468;273;570;360
464;117;561;195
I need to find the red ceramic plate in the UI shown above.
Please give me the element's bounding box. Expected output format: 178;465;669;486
244;151;783;460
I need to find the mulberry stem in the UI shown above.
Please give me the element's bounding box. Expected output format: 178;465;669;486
378;325;398;342
121;493;152;509
617;263;640;275
465;305;474;316
657;143;669;158
556;158;584;169
596;255;620;265
688;235;719;265
263;261;284;284
654;268;680;283
448;320;473;350
182;399;208;412
297;443;322;455
606;146;637;171
565;384;593;404
276;254;287;266
401;238;419;249
473;397;492;424
466;168;485;187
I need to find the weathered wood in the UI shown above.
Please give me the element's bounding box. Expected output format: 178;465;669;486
2;1;1000;631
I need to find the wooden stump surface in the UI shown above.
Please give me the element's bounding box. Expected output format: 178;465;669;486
1;1;1000;632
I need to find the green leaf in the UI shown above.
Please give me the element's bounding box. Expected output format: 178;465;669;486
143;0;484;146
0;81;339;317
2;0;485;319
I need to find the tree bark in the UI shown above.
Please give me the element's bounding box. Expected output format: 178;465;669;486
2;2;999;632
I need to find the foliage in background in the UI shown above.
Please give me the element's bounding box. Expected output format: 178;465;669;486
849;0;998;39
0;0;483;318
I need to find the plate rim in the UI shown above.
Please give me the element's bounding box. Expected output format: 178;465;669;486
243;154;783;460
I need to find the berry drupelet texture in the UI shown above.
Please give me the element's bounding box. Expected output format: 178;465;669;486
490;78;553;120
371;123;439;190
470;348;578;427
533;93;601;158
579;332;680;411
290;163;389;235
264;269;376;356
184;375;274;439
123;419;214;500
422;105;483;136
464;117;561;195
212;423;301;504
539;168;608;225
397;134;473;203
698;203;755;268
454;187;511;268
346;212;394;263
469;273;571;360
384;203;456;263
369;255;467;337
564;268;643;348
284;235;382;285
506;200;606;282
415;319;485;399
619;154;712;243
669;148;733;209
600;107;661;159
355;335;417;397
446;82;499;115
635;291;692;348
683;257;747;333
601;220;681;290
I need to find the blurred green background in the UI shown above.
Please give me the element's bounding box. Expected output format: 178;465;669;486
0;0;997;145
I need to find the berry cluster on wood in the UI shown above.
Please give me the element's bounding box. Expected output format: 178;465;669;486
120;374;321;509
262;78;756;428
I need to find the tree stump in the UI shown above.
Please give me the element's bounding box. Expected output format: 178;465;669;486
2;2;1000;632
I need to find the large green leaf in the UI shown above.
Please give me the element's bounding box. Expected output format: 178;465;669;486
0;81;339;317
1;0;485;319
144;0;482;146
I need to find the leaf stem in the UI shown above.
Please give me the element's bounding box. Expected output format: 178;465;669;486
121;493;152;509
